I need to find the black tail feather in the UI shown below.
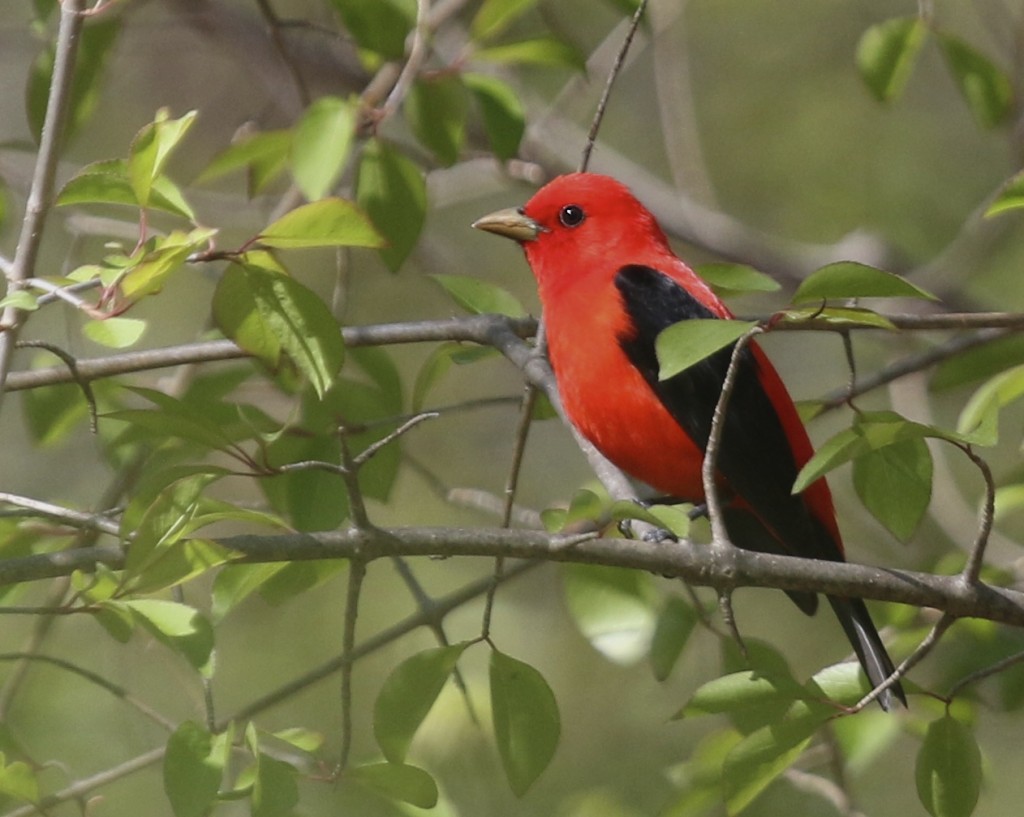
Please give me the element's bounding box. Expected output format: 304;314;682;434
827;596;907;710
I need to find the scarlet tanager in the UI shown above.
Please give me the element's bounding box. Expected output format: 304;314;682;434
474;173;905;709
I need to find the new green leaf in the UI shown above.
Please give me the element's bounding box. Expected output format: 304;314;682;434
292;96;356;200
259;198;384;249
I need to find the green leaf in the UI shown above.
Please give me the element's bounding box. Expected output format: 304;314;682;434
0;754;38;805
794;411;981;495
346;762;439;809
292;96;357;200
938;33;1013;129
57;159;196;220
129;109;198;208
932;334;1024;388
211;563;288;621
21;382;89;446
329;0;414;60
406;76;468;166
696;263;781;295
916;715;982;817
680;671;805;719
252;754;299;817
475;37;585;69
563;563;655;664
958;363;1024;442
356;139;427;271
0;290;39;311
261;434;348;531
259;198;384;249
853;437;932;542
163;722;226;817
855;17;927;102
120;471;224;589
196;129;292;193
431;274;526;316
463;73;526;160
212;263;281;367
470;0;538;42
108;392;242;456
118;227;217;302
722;703;831;814
490;650;560;796
240;261;345;397
776;305;897;330
411;343;498;411
655;319;757;380
649;595;697;681
792;261;936;303
374;642;471;763
115;599;215;672
986;170;1024;217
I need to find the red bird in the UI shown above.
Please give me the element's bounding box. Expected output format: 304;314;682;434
474;172;905;709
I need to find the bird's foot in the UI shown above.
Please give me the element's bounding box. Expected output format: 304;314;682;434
616;498;678;543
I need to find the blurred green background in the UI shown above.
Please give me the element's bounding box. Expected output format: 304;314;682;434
3;0;1024;815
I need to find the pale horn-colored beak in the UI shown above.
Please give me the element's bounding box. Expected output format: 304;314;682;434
471;207;544;242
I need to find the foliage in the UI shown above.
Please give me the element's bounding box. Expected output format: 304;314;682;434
2;1;1024;817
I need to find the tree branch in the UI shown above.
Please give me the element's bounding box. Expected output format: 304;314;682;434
5;527;1023;627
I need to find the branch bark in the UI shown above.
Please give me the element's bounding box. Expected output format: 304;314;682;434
4;527;1023;628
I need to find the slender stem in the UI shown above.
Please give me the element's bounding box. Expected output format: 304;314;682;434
0;0;85;404
481;383;539;639
959;444;996;586
852;613;955;711
336;558;366;774
580;0;650;172
702;327;763;546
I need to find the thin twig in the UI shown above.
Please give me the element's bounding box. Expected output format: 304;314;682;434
0;492;120;536
16;339;98;432
0;0;85;405
254;0;311;105
579;0;649;172
702;327;763;546
947;647;1024;700
852;613;956;712
0;652;176;731
376;0;431;122
958;444;996;586
481;384;539;640
336;557;366;775
223;561;539;727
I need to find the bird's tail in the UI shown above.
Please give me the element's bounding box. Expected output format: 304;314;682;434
827;596;907;711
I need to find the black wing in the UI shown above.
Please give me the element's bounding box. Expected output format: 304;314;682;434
614;265;840;568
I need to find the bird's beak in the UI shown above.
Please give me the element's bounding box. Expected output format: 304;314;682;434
472;207;543;243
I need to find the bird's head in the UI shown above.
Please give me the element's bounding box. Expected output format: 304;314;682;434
473;173;672;294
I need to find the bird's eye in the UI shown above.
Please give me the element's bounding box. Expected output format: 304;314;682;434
558;204;585;228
